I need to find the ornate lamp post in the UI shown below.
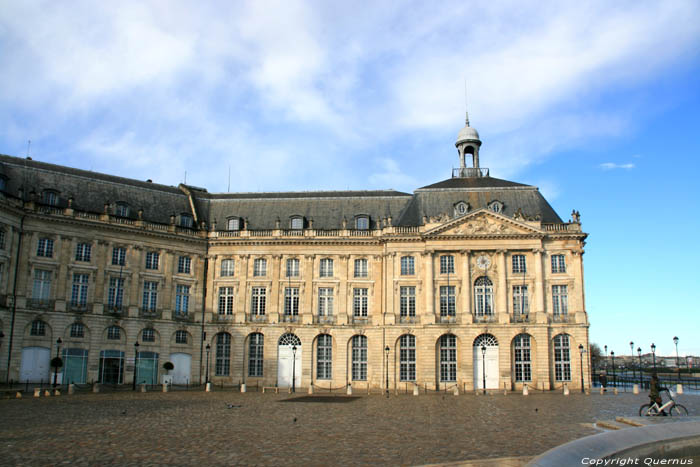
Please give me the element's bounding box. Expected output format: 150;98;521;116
291;345;297;393
630;341;635;385
604;345;608;370
637;347;643;387
384;345;390;396
205;344;211;385
651;343;656;372
132;341;139;390
673;336;680;381
578;344;585;393
52;338;62;388
610;351;615;388
481;345;486;395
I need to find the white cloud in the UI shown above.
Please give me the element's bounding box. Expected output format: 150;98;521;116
599;162;636;170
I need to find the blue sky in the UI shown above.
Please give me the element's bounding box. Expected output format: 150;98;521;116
1;1;699;355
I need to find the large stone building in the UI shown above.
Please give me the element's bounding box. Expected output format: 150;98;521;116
0;117;590;392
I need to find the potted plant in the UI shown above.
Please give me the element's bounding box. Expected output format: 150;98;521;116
162;361;174;385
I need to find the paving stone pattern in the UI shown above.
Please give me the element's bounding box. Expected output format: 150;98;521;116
1;391;698;466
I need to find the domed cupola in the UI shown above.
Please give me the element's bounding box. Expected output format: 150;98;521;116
455;112;482;171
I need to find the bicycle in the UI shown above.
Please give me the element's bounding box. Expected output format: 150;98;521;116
639;388;688;416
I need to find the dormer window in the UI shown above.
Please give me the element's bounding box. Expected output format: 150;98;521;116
454;202;469;216
290;216;304;230
115;203;130;217
488;201;504;214
42;190;58;206
227;217;241;231
180;214;193;228
355;216;370;230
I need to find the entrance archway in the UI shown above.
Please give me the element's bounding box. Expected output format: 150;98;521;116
277;333;301;388
473;334;498;390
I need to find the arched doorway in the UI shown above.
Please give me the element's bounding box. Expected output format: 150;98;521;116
277;333;301;388
473;334;498;390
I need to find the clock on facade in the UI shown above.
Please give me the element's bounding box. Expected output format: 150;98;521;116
476;255;491;270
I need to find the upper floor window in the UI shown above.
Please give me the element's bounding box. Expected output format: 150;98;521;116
355;216;369;230
318;288;333;316
0;229;5;249
221;259;235;277
512;254;526;274
33;269;52;301
115;203;129;217
107;325;121;340
552;285;568;315
551;254;566;273
180;214;193;228
142;328;156;342
178;256;191;274
439;286;456;317
253;258;267;276
400;286;416;317
286;258;299;278
42;190;58;206
488;201;503;213
283;287;299;316
319;258;334;278
70;322;85;338
474;276;494;316
353;288;368;317
71;273;89;307
145;251;160;270
75;243;91;262
218;287;234;315
251;287;267;316
400;256;415;275
142;281;158;311
227;217;241;231
112;247;126;266
175;330;188;344
354;258;368;278
175;285;190;316
37;237;54;257
553;334;571;382
439;255;454;274
30;320;46;336
290;216;304;230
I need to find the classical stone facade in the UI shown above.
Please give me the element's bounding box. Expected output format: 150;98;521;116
0;118;590;391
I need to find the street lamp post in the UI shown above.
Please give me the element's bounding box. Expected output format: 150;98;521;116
604;345;608;370
651;343;656;372
384;346;390;396
637;347;643;387
673;336;680;382
132;341;139;391
630;341;635;385
53;338;62;388
205;344;211;385
481;345;486;395
291;345;297;393
610;351;615;388
579;344;585;393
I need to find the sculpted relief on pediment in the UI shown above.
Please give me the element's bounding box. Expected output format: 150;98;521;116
440;216;528;236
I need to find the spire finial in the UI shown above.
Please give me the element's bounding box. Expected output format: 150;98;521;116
465;111;470;127
464;79;470;126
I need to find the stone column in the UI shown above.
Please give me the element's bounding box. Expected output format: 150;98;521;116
497;250;509;323
236;254;249;324
271;255;282;324
461;250;472;323
533;249;546;323
424;251;434;323
384;253;395;325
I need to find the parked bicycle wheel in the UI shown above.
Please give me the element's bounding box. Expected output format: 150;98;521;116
669;404;688;416
639;404;658;416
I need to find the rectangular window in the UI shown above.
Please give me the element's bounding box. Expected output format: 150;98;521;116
351;335;367;381
353;288;368;317
248;334;264;377
37;237;54;257
30;320;46;336
32;270;51;302
551;254;566;273
112;247;126;266
440;255;454;274
175;330;188;344
552;285;568;315
514;335;532;382
43;191;57;206
0;229;6;249
227;218;240;231
71;273;89;307
513;285;529;315
399;286;416;317
70;323;84;338
220;259;235;277
215;333;231;376
115;203;129;217
284;287;299;316
512;254;526;273
316;335;332;380
142;328;155;342
218;287;234;315
439;335;457;382
554;335;572;381
251;287;267;316
286;258;299;277
75;243;91;262
107;277;125;309
318;288;334;316
142;281;158;311
253;258;267;277
355;216;369;230
107;326;120;340
145;252;159;270
399;335;416;382
180;214;193;228
354;258;368;278
290;217;303;229
178;256;191;274
400;256;415;275
439;285;456;317
319;258;333;277
175;285;190;316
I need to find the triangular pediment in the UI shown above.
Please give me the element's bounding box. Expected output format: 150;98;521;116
424;209;542;237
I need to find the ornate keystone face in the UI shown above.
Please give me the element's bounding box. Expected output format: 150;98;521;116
476;255;491;270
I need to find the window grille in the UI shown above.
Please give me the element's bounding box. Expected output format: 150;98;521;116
178;256;191;274
70;323;85;338
513;285;529;316
399;286;416;317
286;258;299;277
215;333;231;376
142;281;158;311
353;288;368;317
440;255;454;274
318;288;333;316
227;218;240;231
283;287;299;316
221;259;235;277
115;203;129;217
355;216;369;230
32;269;51;302
30;320;46;336
439;334;457;382
551;254;566;273
112;247;126;266
474;276;493;316
554;334;571;381
142;328;155;342
43;191;58;206
75;243;91;262
175;285;190;316
253;258;267;276
399;334;416;381
439;286;456;317
108;277;125;309
249;333;264;377
107;326;121;340
512;254;526;273
316;334;332;379
218;287;234;315
290;217;303;229
552;285;568;315
319;258;333;277
71;273;89;307
352;335;367;381
354;258;368;278
514;334;532;382
145;252;159;270
251;287;267;316
180;214;193;228
37;238;53;257
175;330;188;344
400;256;415;275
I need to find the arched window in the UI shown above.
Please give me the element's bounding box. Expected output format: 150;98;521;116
399;334;416;381
316;334;332;380
351;335;367;381
290;216;304;230
215;333;231;376
513;334;532;382
553;334;571;382
474;276;494;316
439;334;457;382
355;215;369;230
248;333;264;377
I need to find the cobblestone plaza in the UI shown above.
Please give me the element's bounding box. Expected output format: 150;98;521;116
2;391;697;466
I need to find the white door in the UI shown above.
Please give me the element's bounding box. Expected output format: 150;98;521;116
473;346;499;389
20;347;51;383
169;353;191;384
277;345;302;388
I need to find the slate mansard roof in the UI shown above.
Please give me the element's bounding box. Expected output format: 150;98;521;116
0;153;563;228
